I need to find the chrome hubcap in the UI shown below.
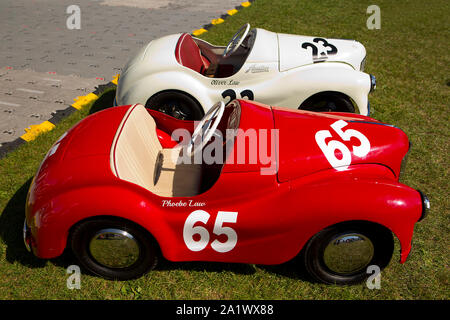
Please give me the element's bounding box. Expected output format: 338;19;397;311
89;228;140;268
323;233;374;275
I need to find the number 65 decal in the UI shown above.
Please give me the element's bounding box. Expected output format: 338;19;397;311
183;210;238;253
315;120;371;171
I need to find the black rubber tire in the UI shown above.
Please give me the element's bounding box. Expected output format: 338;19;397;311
302;222;393;285
300;92;355;113
145;91;204;120
70;218;158;280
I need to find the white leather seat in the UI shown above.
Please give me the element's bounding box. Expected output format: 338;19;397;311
110;104;202;197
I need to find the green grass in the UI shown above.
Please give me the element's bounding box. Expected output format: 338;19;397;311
0;0;448;299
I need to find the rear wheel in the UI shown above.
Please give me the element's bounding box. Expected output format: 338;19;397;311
71;218;158;280
300;92;355;113
145;91;204;120
302;222;393;285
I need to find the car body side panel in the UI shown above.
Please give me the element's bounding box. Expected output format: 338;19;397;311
28;165;421;265
27;170;285;263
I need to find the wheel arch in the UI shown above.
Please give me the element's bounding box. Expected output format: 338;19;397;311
145;89;205;119
279;64;370;115
298;219;395;257
68;214;163;254
31;184;175;260
118;71;213;113
298;90;358;113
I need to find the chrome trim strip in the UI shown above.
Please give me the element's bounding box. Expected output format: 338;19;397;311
347;120;395;128
370;74;376;93
417;190;430;222
23;220;31;252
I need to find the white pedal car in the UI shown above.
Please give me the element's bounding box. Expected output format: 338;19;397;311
115;23;376;120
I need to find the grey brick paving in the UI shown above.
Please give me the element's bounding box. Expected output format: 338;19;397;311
0;69;104;144
0;0;246;144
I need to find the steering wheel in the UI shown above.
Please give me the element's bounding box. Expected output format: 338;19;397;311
186;101;225;156
222;23;251;58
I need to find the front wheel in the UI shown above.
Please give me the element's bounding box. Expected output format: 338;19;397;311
71;218;159;280
302;222;393;285
299;92;355;113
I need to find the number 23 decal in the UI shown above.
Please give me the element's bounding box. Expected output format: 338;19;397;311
183;210;238;253
315;120;371;171
222;89;254;103
301;37;338;62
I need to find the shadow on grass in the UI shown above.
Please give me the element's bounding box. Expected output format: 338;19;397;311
156;257;257;276
89;88;116;114
0;178;73;269
257;254;313;282
155;252;314;282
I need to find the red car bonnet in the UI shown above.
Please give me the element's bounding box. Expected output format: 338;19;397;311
63;106;129;157
222;100;277;174
272;106;410;182
55;106;130;185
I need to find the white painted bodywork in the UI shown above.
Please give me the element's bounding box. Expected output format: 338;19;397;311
116;28;372;116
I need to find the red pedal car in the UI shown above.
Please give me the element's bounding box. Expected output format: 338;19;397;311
24;100;429;284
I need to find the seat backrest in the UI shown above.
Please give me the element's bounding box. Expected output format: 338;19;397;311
111;104;203;197
111;104;163;191
175;33;207;73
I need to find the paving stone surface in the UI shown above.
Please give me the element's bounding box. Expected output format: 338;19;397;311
0;69;104;145
0;0;245;144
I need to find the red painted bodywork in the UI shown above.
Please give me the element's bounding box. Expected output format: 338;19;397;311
25;100;424;265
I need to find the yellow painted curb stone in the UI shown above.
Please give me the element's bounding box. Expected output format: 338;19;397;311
192;28;208;36
111;74;120;85
21;121;56;142
72;92;98;110
211;18;225;25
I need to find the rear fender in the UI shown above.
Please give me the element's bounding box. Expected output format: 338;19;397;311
30;184;176;260
120;71;213;112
